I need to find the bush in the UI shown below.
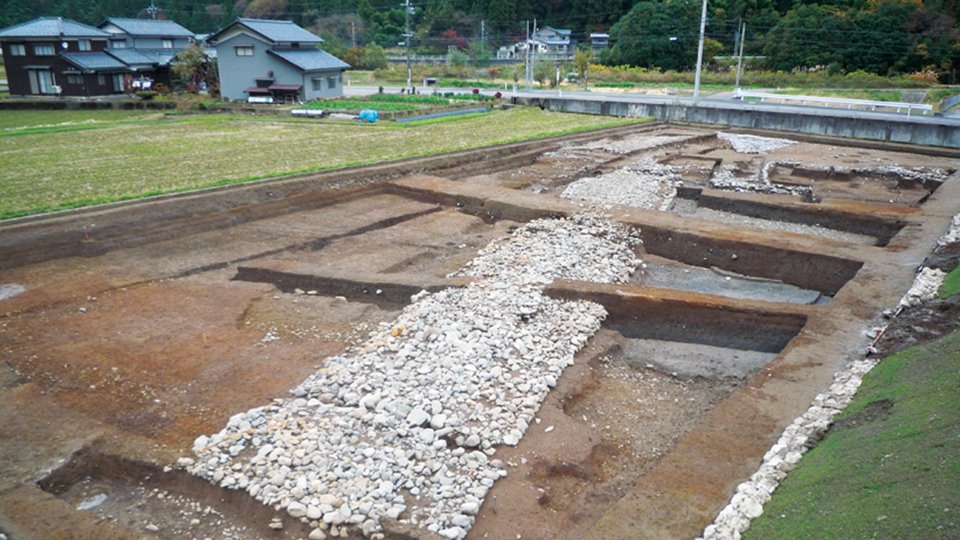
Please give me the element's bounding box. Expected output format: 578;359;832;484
153;83;168;94
138;91;157;101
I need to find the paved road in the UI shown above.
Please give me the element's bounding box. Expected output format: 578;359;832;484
344;84;960;126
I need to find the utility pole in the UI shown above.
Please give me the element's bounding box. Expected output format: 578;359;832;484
403;0;412;92
692;0;707;105
146;0;160;20
481;20;485;51
351;22;356;48
525;20;531;90
735;21;746;91
529;19;537;90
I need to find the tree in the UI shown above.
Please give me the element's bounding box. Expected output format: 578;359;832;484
447;48;470;77
575;48;593;87
467;41;491;66
171;45;216;91
533;58;552;87
363;43;389;69
243;0;289;19
604;0;705;70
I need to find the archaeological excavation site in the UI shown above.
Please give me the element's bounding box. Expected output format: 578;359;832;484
2;122;960;540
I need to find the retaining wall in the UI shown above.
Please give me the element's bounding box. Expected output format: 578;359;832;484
519;97;960;148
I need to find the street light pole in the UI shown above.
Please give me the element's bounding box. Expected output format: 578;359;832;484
404;0;412;92
692;0;708;105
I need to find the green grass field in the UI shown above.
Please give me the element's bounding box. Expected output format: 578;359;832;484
0;107;642;219
744;324;960;539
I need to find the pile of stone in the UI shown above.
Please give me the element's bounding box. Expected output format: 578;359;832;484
717;132;797;154
559;158;683;211
189;212;642;540
898;267;946;310
709;163;812;198
571;134;692;155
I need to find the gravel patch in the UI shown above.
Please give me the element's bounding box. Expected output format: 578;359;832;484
189;212;642;540
0;284;26;302
559;158;682;211
570;134;692;154
717;132;797;154
709;163;812;197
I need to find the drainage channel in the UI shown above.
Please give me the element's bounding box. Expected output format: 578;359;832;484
634;254;829;305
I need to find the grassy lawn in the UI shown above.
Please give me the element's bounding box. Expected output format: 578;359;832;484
0;107;642;219
0;109;162;131
743;329;960;539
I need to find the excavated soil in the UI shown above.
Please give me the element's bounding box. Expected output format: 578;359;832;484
2;124;960;540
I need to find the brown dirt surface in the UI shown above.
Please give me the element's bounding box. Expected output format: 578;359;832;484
2;125;960;540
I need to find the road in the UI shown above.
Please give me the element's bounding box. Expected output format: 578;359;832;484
344;84;960;126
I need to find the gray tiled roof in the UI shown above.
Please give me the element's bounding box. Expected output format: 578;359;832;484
61;52;130;71
0;17;110;39
101;18;194;38
235;19;322;44
268;49;349;72
136;49;178;66
106;48;155;66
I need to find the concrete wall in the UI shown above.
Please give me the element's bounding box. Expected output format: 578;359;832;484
521;97;960;149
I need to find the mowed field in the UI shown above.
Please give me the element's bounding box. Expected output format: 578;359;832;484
0;108;640;219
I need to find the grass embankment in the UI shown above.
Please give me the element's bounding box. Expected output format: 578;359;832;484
744;312;960;539
939;265;960;298
0;107;643;219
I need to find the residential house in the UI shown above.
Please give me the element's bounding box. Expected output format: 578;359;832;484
0;17;127;97
590;33;609;53
496;27;574;61
98;18;196;87
208;18;350;103
533;26;574;58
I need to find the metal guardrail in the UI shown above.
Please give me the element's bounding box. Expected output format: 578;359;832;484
939;92;960;112
734;89;933;116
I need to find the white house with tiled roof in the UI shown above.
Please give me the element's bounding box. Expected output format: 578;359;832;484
208;18;350;103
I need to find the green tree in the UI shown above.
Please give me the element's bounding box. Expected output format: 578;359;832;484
604;0;705;70
467;41;491;66
171;45;216;91
533;58;552;87
363;43;389;69
447;47;470;77
575;48;593;87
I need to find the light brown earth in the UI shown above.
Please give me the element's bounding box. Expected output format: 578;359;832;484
2;124;960;540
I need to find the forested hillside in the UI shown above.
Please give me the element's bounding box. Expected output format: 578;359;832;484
2;0;959;80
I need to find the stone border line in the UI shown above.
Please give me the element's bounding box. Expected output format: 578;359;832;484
697;214;960;540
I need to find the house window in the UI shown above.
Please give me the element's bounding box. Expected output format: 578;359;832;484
9;44;25;56
235;45;253;57
79;39;91;51
312;78;322;91
110;40;126;49
162;39;173;49
98;74;106;85
67;74;83;84
34;44;55;56
327;76;337;89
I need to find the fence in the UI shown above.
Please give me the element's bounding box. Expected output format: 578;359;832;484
734;89;933;116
